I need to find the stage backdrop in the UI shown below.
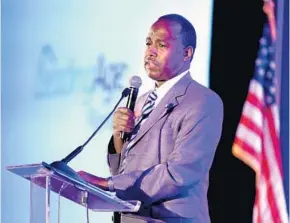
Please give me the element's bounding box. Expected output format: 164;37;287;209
2;1;214;222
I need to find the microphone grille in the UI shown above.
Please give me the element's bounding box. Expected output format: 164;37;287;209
130;75;142;89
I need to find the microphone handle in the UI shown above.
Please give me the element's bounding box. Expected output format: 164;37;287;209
120;87;138;141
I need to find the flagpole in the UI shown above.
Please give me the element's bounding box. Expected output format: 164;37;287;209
263;0;276;41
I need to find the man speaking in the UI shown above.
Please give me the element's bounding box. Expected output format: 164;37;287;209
79;14;223;223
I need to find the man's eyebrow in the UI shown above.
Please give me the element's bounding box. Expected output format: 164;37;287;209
146;37;169;42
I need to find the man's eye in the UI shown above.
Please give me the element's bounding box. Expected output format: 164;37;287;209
159;43;166;48
146;42;151;46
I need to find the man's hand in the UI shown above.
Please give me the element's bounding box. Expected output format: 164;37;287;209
113;107;135;135
112;107;135;153
78;171;109;190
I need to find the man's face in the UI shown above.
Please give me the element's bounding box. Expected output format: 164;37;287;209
144;19;185;82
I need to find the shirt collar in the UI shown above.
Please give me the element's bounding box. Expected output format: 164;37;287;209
150;69;189;106
153;69;190;106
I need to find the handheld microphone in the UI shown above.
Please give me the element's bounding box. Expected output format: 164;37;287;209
120;76;142;141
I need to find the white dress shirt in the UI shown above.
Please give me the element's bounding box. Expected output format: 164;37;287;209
154;69;190;107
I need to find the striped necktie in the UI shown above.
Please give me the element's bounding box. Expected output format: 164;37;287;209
119;90;157;174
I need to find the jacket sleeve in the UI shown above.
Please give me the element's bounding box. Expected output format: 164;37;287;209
111;94;224;204
107;136;121;176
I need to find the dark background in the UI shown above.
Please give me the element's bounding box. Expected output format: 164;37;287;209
208;0;266;222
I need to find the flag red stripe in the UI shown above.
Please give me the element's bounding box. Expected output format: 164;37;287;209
265;108;283;174
234;137;260;160
240;115;263;138
261;145;282;222
248;92;264;110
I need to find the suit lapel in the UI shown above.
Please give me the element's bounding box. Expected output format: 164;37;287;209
127;72;193;151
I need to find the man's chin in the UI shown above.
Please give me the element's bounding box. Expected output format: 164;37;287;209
145;68;160;79
148;72;160;81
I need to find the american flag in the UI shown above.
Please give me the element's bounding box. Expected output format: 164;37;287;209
232;2;288;222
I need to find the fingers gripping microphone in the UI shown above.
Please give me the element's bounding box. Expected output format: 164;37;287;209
120;76;142;140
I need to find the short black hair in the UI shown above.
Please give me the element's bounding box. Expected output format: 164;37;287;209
157;14;197;49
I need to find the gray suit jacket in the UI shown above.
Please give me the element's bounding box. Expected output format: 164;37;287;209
107;73;223;222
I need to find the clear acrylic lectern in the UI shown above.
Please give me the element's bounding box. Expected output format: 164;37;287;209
6;163;141;223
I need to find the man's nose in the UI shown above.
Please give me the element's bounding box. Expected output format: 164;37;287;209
148;46;157;57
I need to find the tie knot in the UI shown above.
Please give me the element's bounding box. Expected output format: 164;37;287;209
140;90;157;117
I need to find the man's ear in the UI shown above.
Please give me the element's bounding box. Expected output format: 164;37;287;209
184;46;194;61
